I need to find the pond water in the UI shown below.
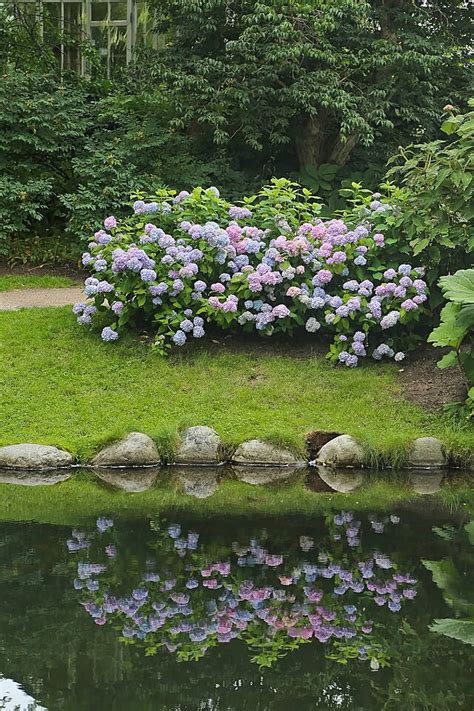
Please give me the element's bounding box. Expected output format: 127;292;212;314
1;500;474;710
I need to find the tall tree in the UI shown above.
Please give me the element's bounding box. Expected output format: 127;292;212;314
142;0;472;170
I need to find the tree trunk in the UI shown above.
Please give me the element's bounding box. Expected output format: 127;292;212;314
295;114;327;169
328;133;359;166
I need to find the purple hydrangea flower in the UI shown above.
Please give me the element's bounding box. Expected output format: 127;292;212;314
140;269;157;283
380;311;400;329
101;327;119;342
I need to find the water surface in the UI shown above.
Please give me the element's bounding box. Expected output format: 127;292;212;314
1;503;473;709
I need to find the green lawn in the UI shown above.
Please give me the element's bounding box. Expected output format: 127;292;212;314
0;274;78;291
0;307;472;464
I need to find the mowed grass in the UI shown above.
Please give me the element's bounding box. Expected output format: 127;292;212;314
0;274;78;291
0;307;472;464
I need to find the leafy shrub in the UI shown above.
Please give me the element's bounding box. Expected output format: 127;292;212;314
428;269;474;420
0;177;52;257
0;73;259;262
0;71;91;260
338;102;473;294
75;179;428;363
385;101;474;278
60;93;257;242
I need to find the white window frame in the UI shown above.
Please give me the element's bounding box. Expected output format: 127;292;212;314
12;0;157;77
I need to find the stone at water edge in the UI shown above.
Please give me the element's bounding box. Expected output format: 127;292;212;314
233;465;297;485
175;426;222;464
92;432;160;467
0;444;73;469
408;437;447;469
233;440;298;466
306;431;342;460
95;468;159;493
316;435;365;468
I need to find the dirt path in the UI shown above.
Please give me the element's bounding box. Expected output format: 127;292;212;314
0;287;85;311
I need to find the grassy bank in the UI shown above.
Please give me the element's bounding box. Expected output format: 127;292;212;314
0;275;78;291
0;307;472;465
1;469;472;525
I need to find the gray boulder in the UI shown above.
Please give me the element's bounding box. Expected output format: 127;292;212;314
233;440;298;466
408;437;446;468
96;468;159;492
233;465;296;485
0;444;73;469
92;432;160;467
175;426;222;464
176;467;219;498
0;469;72;485
316;435;364;468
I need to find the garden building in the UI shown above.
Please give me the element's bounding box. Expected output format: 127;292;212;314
11;0;157;76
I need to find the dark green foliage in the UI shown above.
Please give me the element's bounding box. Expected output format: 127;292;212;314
143;0;472;172
0;0;472;269
61;92;257;241
386;100;474;274
0;72;90;259
0;71;258;262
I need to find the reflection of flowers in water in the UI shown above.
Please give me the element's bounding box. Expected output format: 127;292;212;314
66;512;417;668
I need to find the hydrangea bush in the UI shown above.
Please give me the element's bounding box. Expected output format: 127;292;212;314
75;179;427;365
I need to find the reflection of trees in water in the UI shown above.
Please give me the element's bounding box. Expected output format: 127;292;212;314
0;516;473;710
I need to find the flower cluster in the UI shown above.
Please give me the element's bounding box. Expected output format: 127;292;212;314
74;182;427;363
67;510;418;669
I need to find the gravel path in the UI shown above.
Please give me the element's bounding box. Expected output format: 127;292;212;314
0;287;85;311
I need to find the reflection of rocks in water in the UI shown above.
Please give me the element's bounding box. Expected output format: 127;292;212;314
0;469;72;486
95;468;159;493
317;467;365;493
305;471;336;493
176;467;220;498
233;465;297;485
409;471;444;495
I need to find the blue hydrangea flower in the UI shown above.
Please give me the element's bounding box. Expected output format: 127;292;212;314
101;327;119;342
172;330;186;346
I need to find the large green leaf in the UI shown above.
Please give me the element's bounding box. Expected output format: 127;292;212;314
429;618;474;646
428;303;466;347
439;269;474;304
437;350;457;369
456;304;474;330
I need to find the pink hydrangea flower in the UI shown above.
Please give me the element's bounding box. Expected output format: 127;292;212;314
286;286;302;298
211;282;225;293
104;216;117;230
272;304;290;318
